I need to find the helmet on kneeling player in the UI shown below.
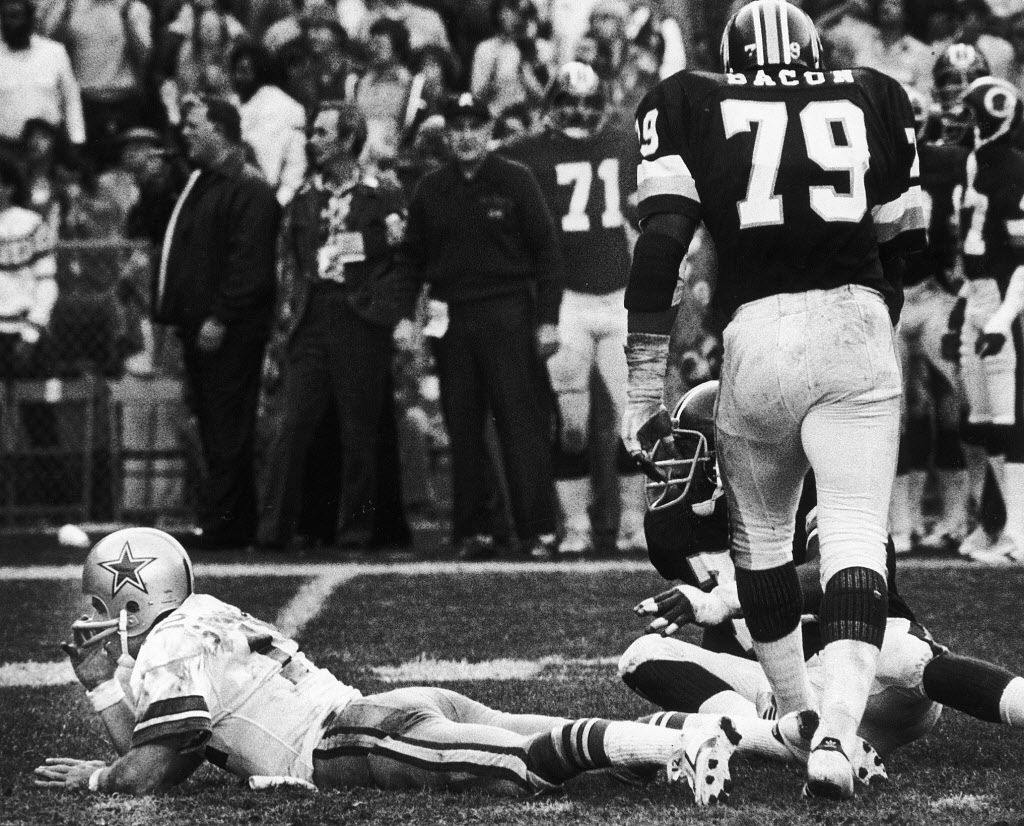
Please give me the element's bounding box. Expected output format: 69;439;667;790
643;381;728;580
719;0;822;73
545;61;607;138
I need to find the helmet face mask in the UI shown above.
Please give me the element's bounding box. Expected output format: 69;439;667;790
646;381;719;512
546;61;606;138
79;527;194;648
719;0;822;74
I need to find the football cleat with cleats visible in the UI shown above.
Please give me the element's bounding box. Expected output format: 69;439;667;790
803;738;855;800
775;710;886;788
666;715;738;806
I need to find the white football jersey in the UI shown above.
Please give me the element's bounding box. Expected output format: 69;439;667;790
126;594;361;782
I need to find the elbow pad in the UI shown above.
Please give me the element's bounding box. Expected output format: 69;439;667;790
625;233;689;312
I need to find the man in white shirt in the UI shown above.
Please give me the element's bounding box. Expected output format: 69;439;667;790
229;42;307;205
0;0;85;150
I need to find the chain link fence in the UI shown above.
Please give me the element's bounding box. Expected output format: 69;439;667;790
0;239;195;529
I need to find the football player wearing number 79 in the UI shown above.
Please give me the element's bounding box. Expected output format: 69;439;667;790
620;0;926;801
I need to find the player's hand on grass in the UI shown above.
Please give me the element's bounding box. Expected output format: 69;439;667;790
33;758;106;790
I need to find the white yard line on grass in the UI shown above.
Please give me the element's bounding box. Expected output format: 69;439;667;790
0;557;981;582
372;655;620;683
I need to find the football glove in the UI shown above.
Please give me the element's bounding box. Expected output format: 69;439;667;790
634;583;734;636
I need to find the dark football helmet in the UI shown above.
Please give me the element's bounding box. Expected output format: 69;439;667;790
545;61;607;138
75;527;194;650
719;0;822;73
932;42;990;143
645;380;718;512
959;76;1023;148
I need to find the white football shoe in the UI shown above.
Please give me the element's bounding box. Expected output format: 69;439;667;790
666;715;738;806
775;711;886;789
966;531;1024;566
804;738;855;800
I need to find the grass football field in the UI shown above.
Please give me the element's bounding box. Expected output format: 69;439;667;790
2;535;1023;826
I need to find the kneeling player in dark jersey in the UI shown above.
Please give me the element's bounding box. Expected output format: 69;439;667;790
620;381;1024;763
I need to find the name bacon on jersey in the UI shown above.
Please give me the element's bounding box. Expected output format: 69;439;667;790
633;67;926;324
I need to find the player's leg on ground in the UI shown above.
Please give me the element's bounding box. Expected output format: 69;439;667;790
716;303;812;719
619;635;796;764
313;687;556;794
619;634;767;715
548;291;595;554
923;650;1024;727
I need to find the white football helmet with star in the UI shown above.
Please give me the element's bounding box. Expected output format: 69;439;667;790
77;527;194;649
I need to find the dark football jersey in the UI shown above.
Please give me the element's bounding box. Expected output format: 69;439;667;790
956;142;1024;295
634;67;926;323
502;124;636;295
915;140;968;290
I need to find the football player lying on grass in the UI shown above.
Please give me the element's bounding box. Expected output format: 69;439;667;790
37;527;779;805
619;381;1024;779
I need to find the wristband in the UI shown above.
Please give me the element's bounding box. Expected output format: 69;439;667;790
88;767;105;792
86;678;125;713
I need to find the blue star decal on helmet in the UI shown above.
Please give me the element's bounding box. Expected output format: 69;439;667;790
98;541;157;596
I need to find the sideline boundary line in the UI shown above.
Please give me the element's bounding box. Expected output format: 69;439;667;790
0;557;991;581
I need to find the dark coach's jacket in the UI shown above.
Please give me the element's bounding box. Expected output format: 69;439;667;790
154;152;280;334
276;173;408;342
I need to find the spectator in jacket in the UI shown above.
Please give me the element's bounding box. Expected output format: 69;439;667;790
395;93;563;560
258;101;407;551
155;95;279;549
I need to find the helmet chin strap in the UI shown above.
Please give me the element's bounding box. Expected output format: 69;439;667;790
118;609;129;655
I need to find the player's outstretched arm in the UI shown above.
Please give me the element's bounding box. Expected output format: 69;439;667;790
33;744;204;794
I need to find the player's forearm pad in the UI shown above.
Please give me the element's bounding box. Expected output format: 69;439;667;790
625;232;689;312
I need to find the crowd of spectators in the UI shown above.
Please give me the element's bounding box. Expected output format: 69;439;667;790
1;0;1022;545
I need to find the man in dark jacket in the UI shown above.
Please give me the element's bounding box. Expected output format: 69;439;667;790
258;101;408;551
155;95;280;549
395;92;564;560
